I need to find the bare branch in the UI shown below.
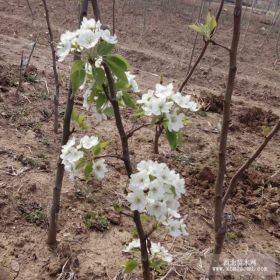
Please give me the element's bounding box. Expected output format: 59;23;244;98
127;123;150;139
209;39;231;53
222;120;280;209
42;0;60;133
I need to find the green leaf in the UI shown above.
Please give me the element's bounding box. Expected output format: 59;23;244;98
105;54;129;83
166;129;177;150
122;92;137;109
106;54;129;71
133;108;145;117
112;202;123;213
149;257;167;274
97;41;115;56
123;259;138;274
262;126;270;137
71;60;86;94
177;130;183;145
189;24;205;34
103;106;114;117
96;94;108;111
93;67;105;86
206;13;217;33
140;214;150;222
84;162;93;180
72;111;89;130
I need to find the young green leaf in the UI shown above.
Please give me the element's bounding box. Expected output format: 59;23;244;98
206;13;217;33
177;130;183;145
189;24;205;34
71;60;86;94
149;257;167;274
106;54;129;71
122;92;137;109
105;54;129;83
166;129;177;150
262;126;271;137
97;41;115;56
123;259;138;274
93;67;105;86
84;162;93;180
96;94;107;111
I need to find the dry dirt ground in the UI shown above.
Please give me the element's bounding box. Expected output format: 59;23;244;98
0;0;280;279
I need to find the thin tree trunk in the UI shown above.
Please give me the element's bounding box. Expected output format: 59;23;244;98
103;64;151;280
47;0;89;245
208;0;242;277
42;0;60;133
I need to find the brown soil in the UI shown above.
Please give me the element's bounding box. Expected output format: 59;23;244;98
0;0;279;279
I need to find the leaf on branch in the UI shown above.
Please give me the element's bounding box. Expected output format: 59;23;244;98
149;257;167;274
123;259;138;274
71;60;86;94
84;162;93;180
97;41;115;56
166;129;177;150
189;24;205;34
262;126;271;137
71;111;89;130
206;13;217;33
93;67;106;86
105;54;129;83
96;94;108;111
189;13;217;39
122;92;137;109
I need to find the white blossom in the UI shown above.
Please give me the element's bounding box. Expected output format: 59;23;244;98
125;71;140;93
126;160;187;237
78;135;99;149
77;29;100;49
127;190;147;212
166;112;184;132
92;159;108;180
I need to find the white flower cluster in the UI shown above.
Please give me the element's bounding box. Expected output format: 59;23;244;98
60;136;107;180
124;239;173;263
57;17;117;62
127;160;188;237
137;83;198;132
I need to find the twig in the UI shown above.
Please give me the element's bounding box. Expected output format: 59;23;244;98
23;36;38;76
127;123;150;138
95;154;124;161
26;0;34;21
113;0;116;35
42;0;60;133
187;0;206;73
15;51;24;99
222;120;280;209
179;0;225;92
209;39;231;52
240;0;256;51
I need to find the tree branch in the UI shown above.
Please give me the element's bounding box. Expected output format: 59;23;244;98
42;0;60;133
127;123;150;139
179;0;225;92
209;39;231;53
222;120;280;209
